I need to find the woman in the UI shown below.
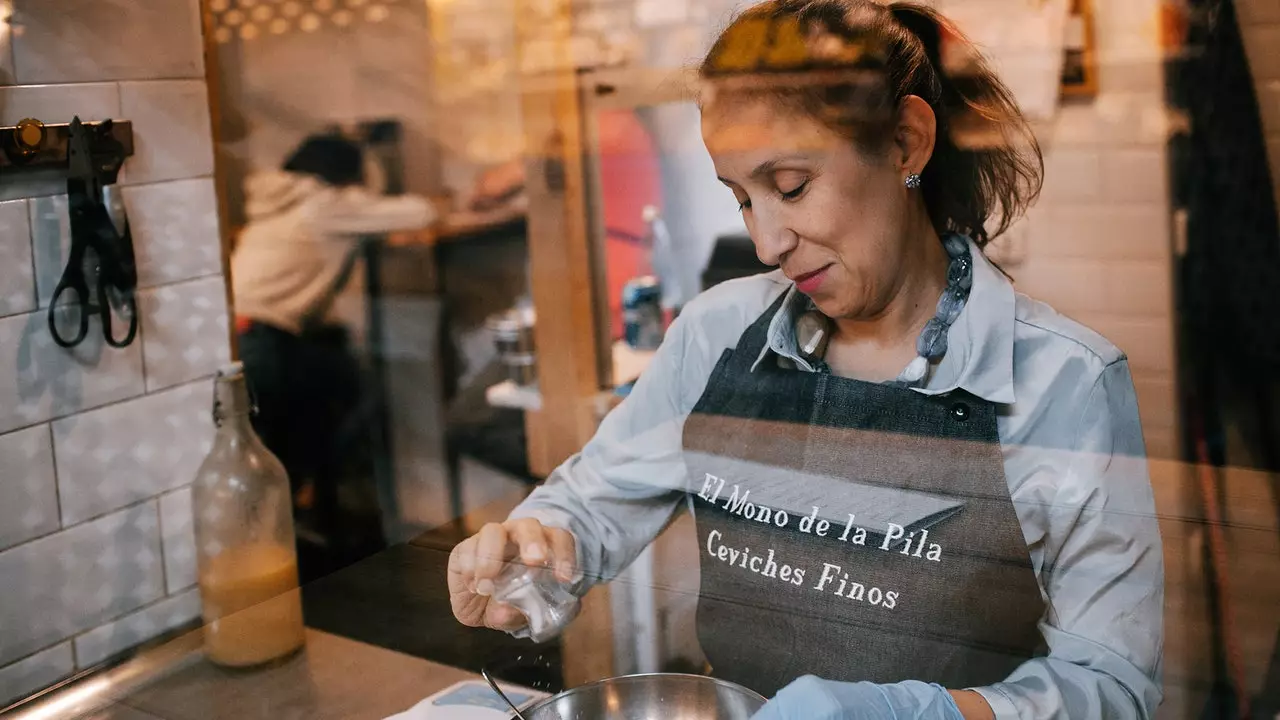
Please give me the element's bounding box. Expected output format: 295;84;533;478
449;3;1163;718
232;134;434;578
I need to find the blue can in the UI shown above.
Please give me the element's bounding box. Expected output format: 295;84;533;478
622;276;664;350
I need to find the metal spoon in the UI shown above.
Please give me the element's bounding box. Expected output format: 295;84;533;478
481;666;529;720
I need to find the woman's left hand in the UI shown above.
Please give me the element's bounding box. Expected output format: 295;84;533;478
750;676;970;720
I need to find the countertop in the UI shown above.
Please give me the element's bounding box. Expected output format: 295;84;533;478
5;506;565;720
7;630;478;720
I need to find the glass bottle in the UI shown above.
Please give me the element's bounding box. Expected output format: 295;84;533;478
192;362;305;667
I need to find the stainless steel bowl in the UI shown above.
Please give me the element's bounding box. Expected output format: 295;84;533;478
518;673;766;720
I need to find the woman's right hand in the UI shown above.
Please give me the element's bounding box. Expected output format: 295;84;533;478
447;518;578;632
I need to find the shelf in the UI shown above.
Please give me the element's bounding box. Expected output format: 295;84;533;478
486;341;657;412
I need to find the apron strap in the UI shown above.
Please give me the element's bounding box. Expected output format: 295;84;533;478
728;286;792;372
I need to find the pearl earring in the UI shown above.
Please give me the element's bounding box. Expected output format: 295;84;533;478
905;173;922;190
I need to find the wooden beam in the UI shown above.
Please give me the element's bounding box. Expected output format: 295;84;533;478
514;0;615;686
197;0;241;360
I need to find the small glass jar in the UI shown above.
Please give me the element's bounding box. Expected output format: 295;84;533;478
491;561;580;643
192;363;305;668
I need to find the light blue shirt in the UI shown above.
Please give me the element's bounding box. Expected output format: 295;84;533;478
511;240;1165;719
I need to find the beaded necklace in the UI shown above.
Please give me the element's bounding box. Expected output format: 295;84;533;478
796;233;973;387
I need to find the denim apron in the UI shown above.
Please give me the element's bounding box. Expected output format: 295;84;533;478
683;293;1046;697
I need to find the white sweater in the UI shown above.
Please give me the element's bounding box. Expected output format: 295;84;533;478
230;171;436;334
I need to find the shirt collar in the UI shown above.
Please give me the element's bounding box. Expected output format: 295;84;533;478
750;236;1017;404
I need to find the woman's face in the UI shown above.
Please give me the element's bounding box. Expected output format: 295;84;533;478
702;97;916;320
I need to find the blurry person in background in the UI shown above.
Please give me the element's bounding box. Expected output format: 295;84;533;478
231;133;435;579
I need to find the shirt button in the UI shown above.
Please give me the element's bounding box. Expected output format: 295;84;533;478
950;402;971;422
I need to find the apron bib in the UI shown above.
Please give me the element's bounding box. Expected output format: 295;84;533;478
682;294;1046;697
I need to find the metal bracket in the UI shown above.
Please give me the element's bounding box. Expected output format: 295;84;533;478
0;118;134;179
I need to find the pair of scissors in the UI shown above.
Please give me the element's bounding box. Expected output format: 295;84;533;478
47;117;138;349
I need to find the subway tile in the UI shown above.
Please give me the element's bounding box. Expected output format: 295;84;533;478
0;8;11;87
159;487;196;594
0;642;73;707
1103;261;1172;317
139;277;230;393
1243;25;1280;82
73;589;199;669
1074;313;1175;375
1256;81;1280;141
0;503;163;666
1094;0;1161;63
124;179;223;288
118;81;214;185
1142;426;1179;461
1268;138;1280;195
1100;149;1168;205
0;199;34;318
1039;148;1103;204
0;310;145;435
1132;372;1177;433
1048;102;1103;146
1092;92;1172;147
1035;205;1171;262
1013;257;1108;315
52;382;212;526
29;193;70;307
1238;0;1280;24
1097;59;1164;95
0;425;58;552
0;82;120;126
10;0;203;84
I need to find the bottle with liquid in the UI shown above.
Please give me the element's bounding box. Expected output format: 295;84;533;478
192;363;305;668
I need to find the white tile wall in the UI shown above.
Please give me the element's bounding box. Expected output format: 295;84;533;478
1054;92;1169;148
124;179;223;288
1036;205;1171;262
1006;0;1179;473
118;81;216;186
1133;373;1178;433
9;0;204;84
1100;149;1168;206
159;487;196;593
0;10;12;87
51;382;213;526
1239;0;1280;24
0;0;227;704
1240;6;1280;225
0;310;146;435
0;502;163;666
1073;314;1176;376
1039;147;1104;204
0;82;121;127
0;199;35;318
1014;257;1108;315
73;589;200;669
29;193;73;307
1102;260;1173;318
138;278;231;392
1255;80;1280;137
0;643;73;707
0;425;59;552
1242;24;1280;83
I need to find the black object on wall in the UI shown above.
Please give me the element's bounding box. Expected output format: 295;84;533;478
701;234;769;291
1168;1;1280;717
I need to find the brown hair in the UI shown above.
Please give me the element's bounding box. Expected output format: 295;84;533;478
699;0;1042;245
